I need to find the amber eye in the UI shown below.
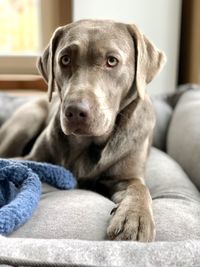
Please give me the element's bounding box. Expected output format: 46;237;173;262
61;55;71;66
107;56;118;67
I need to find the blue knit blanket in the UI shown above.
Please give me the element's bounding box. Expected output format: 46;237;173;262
0;159;76;236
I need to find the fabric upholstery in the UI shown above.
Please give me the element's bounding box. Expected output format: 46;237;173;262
0;93;32;126
0;236;199;267
152;97;173;151
9;148;200;243
146;148;200;241
167;89;200;189
10;188;115;240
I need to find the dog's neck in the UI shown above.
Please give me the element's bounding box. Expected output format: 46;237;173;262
68;134;92;151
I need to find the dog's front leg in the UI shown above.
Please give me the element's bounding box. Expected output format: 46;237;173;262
107;178;155;242
104;144;155;243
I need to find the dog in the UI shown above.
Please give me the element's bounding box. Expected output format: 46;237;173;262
0;19;166;241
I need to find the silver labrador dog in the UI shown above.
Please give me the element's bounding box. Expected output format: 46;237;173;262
0;20;166;241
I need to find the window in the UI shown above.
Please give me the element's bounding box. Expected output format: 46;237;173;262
0;0;41;55
0;0;72;75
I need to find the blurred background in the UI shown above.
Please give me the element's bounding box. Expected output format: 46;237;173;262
0;0;199;95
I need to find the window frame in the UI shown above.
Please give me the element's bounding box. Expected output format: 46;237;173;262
0;0;72;76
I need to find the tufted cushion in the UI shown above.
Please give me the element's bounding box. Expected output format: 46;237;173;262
167;89;200;189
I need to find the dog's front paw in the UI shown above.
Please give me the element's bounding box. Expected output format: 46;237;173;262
107;203;155;242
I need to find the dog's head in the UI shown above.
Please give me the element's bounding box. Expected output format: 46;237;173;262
38;19;166;136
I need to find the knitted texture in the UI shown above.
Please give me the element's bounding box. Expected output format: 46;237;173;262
0;159;76;235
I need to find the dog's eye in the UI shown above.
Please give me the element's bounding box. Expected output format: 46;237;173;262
107;56;118;67
60;55;71;66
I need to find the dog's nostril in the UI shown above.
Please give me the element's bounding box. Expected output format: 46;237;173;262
79;112;87;118
66;112;73;118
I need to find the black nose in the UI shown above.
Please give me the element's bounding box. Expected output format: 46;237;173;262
65;102;90;123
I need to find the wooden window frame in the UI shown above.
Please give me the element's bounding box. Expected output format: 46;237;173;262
0;74;47;91
179;0;200;84
0;0;72;91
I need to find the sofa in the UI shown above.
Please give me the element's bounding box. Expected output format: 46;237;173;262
0;84;200;266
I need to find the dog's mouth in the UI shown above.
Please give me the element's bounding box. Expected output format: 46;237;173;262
69;126;107;137
71;128;92;136
60;106;114;137
61;120;96;136
61;120;113;137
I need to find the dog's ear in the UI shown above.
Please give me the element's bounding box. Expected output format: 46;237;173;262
37;26;64;102
127;24;166;100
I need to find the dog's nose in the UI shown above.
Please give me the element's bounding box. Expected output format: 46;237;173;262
65;102;90;123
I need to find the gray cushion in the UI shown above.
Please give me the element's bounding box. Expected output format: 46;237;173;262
152;97;173;151
10;187;115;240
10;148;200;242
0;93;32;126
167;89;200;189
146;148;200;241
1;236;200;267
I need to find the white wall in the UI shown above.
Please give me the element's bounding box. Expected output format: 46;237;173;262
73;0;182;95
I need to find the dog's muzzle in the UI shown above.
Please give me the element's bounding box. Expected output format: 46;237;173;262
63;100;92;134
